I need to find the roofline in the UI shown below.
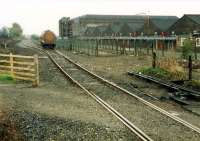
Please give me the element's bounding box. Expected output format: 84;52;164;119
184;14;200;25
168;14;200;32
184;14;200;16
71;14;179;21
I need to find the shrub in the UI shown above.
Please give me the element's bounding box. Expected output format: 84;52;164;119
182;39;193;59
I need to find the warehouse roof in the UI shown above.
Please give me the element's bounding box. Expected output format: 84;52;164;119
74;14;144;21
72;14;179;36
72;14;178;31
119;23;133;35
167;14;200;34
150;16;178;31
185;14;200;24
127;23;144;32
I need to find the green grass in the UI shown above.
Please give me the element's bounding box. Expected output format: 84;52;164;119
0;73;15;84
138;67;171;79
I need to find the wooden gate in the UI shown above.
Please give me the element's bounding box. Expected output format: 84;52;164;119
0;53;39;86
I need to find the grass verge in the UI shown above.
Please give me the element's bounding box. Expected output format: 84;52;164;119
137;64;186;81
0;73;15;84
138;67;171;79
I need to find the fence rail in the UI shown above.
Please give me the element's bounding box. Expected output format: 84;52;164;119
0;53;39;86
66;36;176;56
78;36;177;41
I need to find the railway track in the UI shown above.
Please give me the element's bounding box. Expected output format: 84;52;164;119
53;50;200;140
21;42;200;140
20;43;152;141
47;50;153;141
127;72;200;98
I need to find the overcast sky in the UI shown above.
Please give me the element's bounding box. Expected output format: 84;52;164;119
0;0;199;35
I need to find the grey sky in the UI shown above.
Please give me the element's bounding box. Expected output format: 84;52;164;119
0;0;199;35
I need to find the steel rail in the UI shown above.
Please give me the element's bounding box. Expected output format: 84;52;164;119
56;50;200;134
45;51;153;141
127;72;200;97
21;43;200;135
19;45;152;140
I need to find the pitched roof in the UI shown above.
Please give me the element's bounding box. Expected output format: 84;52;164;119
167;14;200;34
185;14;200;24
150;16;178;31
139;20;161;35
119;23;133;35
76;14;144;22
72;14;179;35
127;23;144;32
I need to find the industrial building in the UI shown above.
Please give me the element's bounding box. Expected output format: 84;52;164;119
168;14;200;35
69;14;178;37
58;14;200;48
168;14;200;47
59;17;71;38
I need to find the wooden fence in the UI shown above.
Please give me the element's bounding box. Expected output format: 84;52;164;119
0;53;39;86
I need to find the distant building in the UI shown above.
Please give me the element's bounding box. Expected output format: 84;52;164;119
168;14;200;47
70;14;178;37
59;17;70;38
168;14;200;35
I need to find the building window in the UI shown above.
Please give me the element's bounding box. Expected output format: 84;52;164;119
180;37;186;46
196;38;200;47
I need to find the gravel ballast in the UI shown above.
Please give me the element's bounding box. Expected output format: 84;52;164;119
0;41;138;140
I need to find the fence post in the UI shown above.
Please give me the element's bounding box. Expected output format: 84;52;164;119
194;38;197;60
147;41;150;55
162;41;165;56
95;39;99;56
33;54;39;87
151;41;154;55
116;39;119;55
152;52;156;68
188;55;192;81
9;53;14;77
134;40;137;56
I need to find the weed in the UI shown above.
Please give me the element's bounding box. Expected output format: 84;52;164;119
0;73;15;83
138;67;170;79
